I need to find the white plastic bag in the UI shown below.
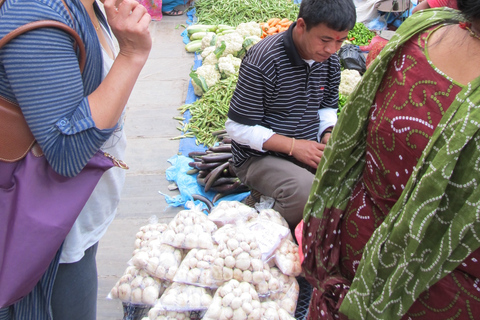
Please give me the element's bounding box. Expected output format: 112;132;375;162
108;266;166;306
207;200;258;227
156;282;214;312
130;241;184;281
160;208;217;250
202;279;261;320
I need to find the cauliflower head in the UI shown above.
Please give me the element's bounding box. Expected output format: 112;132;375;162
218;54;242;78
201;46;215;59
215;32;244;57
201;32;218;50
243;35;261;52
202;51;219;66
339;69;362;96
236;21;262;38
190;64;221;96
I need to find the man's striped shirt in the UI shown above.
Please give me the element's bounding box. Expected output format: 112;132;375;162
228;22;341;167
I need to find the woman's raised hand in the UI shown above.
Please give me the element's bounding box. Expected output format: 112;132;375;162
103;0;152;63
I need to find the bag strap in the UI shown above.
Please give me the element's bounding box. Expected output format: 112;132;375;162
0;0;86;71
0;0;87;162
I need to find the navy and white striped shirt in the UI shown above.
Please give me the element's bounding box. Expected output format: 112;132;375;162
0;0;114;177
228;22;341;167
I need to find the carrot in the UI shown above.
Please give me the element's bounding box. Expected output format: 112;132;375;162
267;27;278;35
279;18;289;24
267;17;279;25
268;18;281;27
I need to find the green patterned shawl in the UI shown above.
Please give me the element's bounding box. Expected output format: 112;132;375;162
303;8;480;319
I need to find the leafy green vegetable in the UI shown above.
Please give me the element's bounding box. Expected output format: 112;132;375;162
337;93;348;116
347;22;376;46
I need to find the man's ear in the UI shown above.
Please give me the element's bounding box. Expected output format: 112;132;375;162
296;18;306;34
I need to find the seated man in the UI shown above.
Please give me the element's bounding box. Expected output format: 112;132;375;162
225;0;356;232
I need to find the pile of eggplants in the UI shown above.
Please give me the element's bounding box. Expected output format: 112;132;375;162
187;133;250;203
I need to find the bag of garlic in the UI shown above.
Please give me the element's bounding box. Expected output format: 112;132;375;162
172;247;225;288
260;268;299;316
108;265;166;306
242;218;291;261
159;208;217;250
155;282;214;312
273;239;302;277
130;241;184;281
143;306;192;320
132;219;169;255
202;279;262;320
174;239;277;295
258;208;295;242
207;200;258;227
258;301;296;320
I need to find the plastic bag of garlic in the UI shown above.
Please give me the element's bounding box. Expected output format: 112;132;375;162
159;208;218;250
108;265;166;307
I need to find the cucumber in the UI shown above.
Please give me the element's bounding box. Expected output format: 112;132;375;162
185;40;202;53
190;31;208;41
186;24;217;36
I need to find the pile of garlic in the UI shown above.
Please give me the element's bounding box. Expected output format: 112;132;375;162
133;222;169;255
258;301;296;320
109;266;165;306
242;219;290;261
173;247;221;288
142;306;191;320
202;279;261;320
261;267;299;316
160;209;217;249
174;227;276;293
207;200;258;226
156;282;214;311
273;239;302;277
130;241;184;281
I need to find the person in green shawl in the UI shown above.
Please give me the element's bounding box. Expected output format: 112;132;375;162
301;0;480;319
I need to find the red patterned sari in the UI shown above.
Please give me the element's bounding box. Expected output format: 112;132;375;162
339;26;480;320
302;9;480;319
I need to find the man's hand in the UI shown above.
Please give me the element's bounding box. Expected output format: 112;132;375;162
290;139;326;169
320;132;331;145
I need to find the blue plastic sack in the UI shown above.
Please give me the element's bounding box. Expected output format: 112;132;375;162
161;155;250;211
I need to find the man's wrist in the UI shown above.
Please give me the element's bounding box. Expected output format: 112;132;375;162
320;127;333;140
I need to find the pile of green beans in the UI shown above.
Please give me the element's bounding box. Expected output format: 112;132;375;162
193;0;299;26
177;75;238;147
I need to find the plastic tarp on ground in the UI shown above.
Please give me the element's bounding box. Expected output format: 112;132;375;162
162;18;249;210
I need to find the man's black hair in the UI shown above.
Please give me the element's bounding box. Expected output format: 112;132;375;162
298;0;357;32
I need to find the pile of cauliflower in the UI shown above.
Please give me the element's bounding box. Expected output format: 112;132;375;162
339;69;362;96
191;21;262;97
109;201;303;320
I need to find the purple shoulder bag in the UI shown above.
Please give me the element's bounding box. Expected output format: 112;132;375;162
0;4;127;308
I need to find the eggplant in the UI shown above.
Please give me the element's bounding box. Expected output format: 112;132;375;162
204;162;230;192
192;194;214;213
188;161;224;170
200;152;232;163
208;144;232;153
188;150;208;158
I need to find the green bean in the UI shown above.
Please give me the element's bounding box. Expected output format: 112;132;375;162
177;75;238;147
193;0;299;26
